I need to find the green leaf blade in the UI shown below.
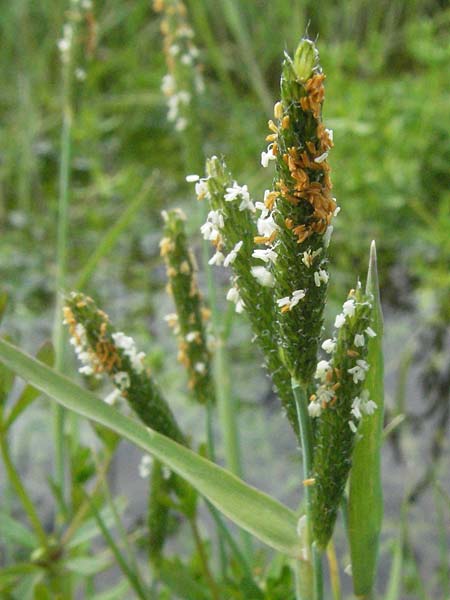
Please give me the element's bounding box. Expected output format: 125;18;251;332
4;341;55;429
0;338;301;559
64;556;111;577
0;512;38;549
348;241;384;597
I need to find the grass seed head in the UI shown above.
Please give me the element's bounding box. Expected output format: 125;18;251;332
257;37;337;383
309;284;375;549
191;156;300;439
64;292;186;445
161;209;215;406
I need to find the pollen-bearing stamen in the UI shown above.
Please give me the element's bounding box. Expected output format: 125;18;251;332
254;38;336;383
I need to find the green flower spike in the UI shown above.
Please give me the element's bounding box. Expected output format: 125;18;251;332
63;292;186;445
309;284;377;550
64;292;195;546
160;208;215;406
257;37;337;383
187;156;299;438
148;458;172;564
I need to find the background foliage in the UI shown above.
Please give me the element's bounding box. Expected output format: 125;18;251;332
0;0;449;598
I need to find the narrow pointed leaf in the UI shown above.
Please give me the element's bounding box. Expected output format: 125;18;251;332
90;580;130;600
348;241;384;597
0;511;37;549
385;523;404;600
75;178;153;290
83;493;149;600
0;338;301;558
33;582;55;600
4;341;55;429
0;335;15;405
64;555;111;576
0;291;8;324
158;559;212;600
67;497;127;548
0;360;14;407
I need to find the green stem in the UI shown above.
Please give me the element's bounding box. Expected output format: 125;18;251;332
327;540;342;600
205;399;228;576
61;451;113;546
203;394;256;583
292;378;323;600
312;545;324;600
215;336;253;559
204;501;254;580
0;432;48;548
189;517;221;600
215;338;242;477
83;492;149;600
292;380;313;487
205;398;216;462
94;452;141;576
53;26;74;504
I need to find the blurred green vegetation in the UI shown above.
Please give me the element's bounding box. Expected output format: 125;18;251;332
0;1;449;595
1;0;449;330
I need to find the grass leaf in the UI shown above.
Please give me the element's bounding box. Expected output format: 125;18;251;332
0;337;302;559
67;497;127;549
0;291;8;324
89;579;130;600
348;241;384;597
158;558;213;600
4;341;54;429
75;177;154;290
0;511;38;549
64;556;111;577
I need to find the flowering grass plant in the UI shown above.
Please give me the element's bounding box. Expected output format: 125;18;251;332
0;34;388;600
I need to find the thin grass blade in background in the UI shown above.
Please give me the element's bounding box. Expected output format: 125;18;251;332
75;177;154;290
0;292;7;324
4;342;54;430
385;510;405;600
217;0;272;113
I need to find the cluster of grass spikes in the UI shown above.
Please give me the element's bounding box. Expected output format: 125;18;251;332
0;32;391;600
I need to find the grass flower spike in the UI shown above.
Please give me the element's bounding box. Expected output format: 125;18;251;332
188;157;299;437
309;283;375;550
161;208;215;406
154;0;204;135
64;293;197;562
257;38;337;382
64;292;186;445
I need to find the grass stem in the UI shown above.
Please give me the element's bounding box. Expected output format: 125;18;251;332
61;451;114;547
205;398;228;577
189;517;221;600
0;432;48;549
214;335;253;559
327;540;342;600
83;491;149;600
52;24;74;507
292;378;323;600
